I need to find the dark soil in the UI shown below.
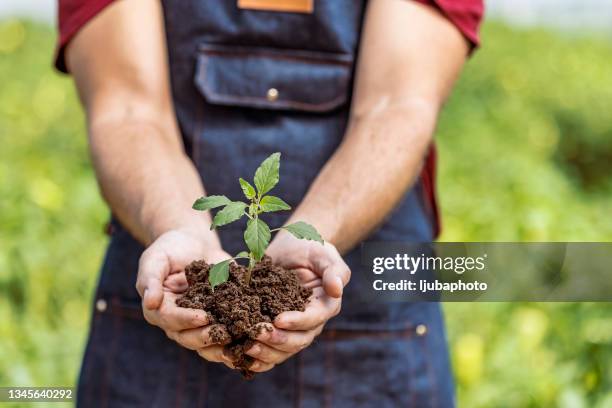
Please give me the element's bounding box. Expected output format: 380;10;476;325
177;256;312;379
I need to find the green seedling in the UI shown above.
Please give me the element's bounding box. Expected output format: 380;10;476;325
192;152;323;290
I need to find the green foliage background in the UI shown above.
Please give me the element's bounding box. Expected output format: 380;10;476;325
0;20;611;407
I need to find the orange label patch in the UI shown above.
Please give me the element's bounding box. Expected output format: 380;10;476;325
238;0;314;14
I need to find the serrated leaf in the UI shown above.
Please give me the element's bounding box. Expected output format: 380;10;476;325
209;259;231;291
239;178;256;200
211;201;247;229
254;152;280;196
244;218;271;261
193;195;231;211
235;251;250;259
282;222;324;244
259;195;291;213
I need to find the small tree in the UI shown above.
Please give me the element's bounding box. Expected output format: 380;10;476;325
192;152;323;290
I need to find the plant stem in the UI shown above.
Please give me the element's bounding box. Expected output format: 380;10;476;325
244;196;260;286
245;256;255;285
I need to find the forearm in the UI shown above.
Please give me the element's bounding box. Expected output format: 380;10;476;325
286;0;468;254
288;101;437;253
89;118;220;248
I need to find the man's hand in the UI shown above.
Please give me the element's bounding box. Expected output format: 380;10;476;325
241;232;350;372
135;228;236;368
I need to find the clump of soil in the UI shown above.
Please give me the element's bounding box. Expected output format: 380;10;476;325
177;256;312;379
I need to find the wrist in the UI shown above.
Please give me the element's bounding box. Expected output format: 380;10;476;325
174;224;223;251
144;207;222;251
284;211;341;250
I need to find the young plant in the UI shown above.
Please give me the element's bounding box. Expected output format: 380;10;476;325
192;152;323;290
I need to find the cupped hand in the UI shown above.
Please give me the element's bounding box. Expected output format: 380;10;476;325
242;232;351;372
135;228;236;368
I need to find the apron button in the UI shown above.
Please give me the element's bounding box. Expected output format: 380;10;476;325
415;324;428;336
267;88;279;102
96;298;108;313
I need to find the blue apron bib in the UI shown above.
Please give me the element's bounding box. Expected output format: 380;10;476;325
77;1;454;406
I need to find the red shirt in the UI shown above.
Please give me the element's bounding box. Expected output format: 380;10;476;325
55;0;484;237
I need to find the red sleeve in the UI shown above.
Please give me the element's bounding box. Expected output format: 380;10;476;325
411;0;484;237
55;0;115;73
413;0;484;49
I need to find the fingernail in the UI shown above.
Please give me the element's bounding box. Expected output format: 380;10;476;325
250;345;260;355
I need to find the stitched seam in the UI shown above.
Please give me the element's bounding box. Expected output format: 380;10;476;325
82;308;101;407
422;331;439;408
197;361;207;407
323;330;336;408
294;353;303;408
101;303;122;408
106;296;143;320
319;326;417;340
192;59;205;171
175;349;187;408
201;89;347;112
198;45;353;65
407;327;416;408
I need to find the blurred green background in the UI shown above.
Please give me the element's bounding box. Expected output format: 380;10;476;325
1;18;611;408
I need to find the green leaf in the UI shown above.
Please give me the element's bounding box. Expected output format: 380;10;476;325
193;195;231;211
239;178;256;200
254;152;280;196
259;195;291;213
234;251;250;259
282;222;324;244
209;259;231;291
244;218;271;261
211;201;247;229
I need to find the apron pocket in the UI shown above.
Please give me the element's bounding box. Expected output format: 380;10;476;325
194;43;353;113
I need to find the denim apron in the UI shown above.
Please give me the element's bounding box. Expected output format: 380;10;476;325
77;1;454;407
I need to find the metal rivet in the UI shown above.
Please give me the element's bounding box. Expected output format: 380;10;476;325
96;299;108;312
267;88;279;101
416;324;427;336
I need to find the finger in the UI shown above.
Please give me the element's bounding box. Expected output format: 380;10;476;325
137;248;170;309
175;324;231;350
249;360;275;373
293;267;319;284
321;261;350;298
308;245;350;298
303;278;322;290
145;292;209;331
274;289;340;331
246;342;292;365
197;345;235;366
164;272;188;292
256;325;321;354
